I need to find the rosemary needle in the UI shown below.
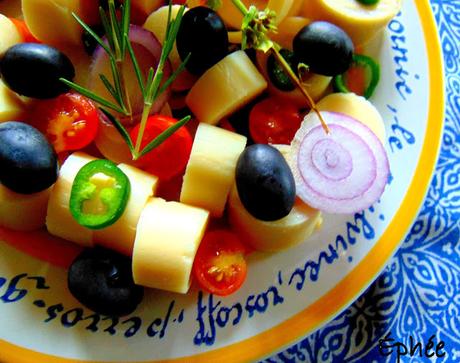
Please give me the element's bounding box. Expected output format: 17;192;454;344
230;0;330;134
60;0;191;160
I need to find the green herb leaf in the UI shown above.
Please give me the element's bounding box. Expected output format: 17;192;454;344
126;40;146;97
161;5;186;66
99;108;136;154
72;12;111;56
158;53;191;95
241;5;278;52
138;115;191;157
99;7;115;51
107;0;123;60
120;0;131;57
109;57;126;112
69;0;193;159
146;67;155;92
99;74;120;104
165;1;173;41
147;70;164;103
60;78;126;114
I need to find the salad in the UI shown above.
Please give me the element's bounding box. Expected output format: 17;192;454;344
0;0;400;317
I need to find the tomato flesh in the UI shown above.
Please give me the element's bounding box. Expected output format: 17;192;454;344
129;115;193;180
193;230;247;296
346;65;367;96
249;97;302;145
31;93;99;154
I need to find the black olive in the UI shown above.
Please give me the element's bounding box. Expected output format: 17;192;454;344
0;43;75;99
293;21;354;77
68;247;144;317
267;48;298;91
236;144;296;221
176;6;229;75
0;122;58;194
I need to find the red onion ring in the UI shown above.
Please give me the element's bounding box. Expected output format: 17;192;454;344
291;111;390;214
89;25;172;124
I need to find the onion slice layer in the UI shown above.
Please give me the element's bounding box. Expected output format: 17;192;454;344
290;111;390;214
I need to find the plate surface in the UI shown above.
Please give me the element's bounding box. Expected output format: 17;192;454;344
0;0;444;362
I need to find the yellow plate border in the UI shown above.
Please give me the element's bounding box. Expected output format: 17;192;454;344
0;0;444;362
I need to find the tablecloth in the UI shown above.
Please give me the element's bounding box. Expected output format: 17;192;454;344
268;1;460;362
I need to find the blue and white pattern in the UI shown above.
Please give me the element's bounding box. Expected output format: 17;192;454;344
269;1;460;362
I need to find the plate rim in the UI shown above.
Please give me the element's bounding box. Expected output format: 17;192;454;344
0;0;445;362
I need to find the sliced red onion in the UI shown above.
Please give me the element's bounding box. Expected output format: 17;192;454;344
290;111;390;214
88;25;172;124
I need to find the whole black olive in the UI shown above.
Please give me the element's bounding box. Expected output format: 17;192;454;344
0;122;58;194
293;21;354;77
68;247;144;317
236;144;296;221
176;7;228;75
0;43;75;99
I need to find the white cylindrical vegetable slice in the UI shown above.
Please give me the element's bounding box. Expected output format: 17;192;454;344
316;92;386;142
186;50;267;125
0;14;22;55
132;198;209;294
300;0;402;46
22;0;84;45
46;152;96;246
271;16;311;49
0;80;29;123
287;0;304;17
228;185;322;252
93;164;159;256
180;123;247;218
0;184;51;231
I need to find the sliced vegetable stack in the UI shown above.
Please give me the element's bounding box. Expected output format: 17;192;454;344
0;0;401;315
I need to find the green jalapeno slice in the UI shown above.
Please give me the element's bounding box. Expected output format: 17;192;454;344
333;54;380;99
70;159;130;230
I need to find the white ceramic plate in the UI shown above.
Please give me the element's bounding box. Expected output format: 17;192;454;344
0;1;444;362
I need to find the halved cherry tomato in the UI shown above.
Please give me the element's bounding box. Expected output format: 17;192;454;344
193;230;248;296
249;97;302;145
129;115;193;180
31;93;99;154
9;18;40;43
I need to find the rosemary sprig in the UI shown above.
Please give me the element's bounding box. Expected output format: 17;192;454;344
231;0;330;134
60;0;191;160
